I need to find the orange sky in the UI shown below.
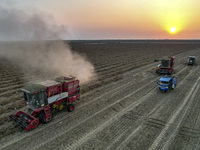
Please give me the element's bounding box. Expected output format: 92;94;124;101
1;0;200;39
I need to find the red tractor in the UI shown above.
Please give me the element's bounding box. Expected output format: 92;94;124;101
156;57;175;75
10;76;80;131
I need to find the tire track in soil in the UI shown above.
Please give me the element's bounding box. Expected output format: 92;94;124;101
93;94;173;150
0;48;197;102
111;65;200;150
0;63;154;136
0;95;22;106
0;54;148;95
0;49;196;115
148;71;200;150
98;52;200;149
123;48;200;77
169;82;200;150
143;65;198;122
77;64;197;150
0;48;198;149
0;68;157;148
0;49;194;146
33;59;191;150
114;126;143;150
38;85;158;150
0;73;55;89
30;75;159;149
0;52;166;148
105;81;183;149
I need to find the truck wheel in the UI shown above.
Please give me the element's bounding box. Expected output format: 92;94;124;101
39;110;53;124
67;104;75;112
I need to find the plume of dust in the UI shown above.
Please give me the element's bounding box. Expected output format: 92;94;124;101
0;7;97;84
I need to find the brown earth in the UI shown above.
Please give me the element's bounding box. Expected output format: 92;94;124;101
0;41;200;150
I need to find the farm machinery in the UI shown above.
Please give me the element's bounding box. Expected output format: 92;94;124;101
10;76;80;131
156;57;175;75
187;56;196;66
158;76;177;93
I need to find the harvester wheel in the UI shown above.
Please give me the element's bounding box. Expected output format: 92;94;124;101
67;104;75;112
39;110;53;124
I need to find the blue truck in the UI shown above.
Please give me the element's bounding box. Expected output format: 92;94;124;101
158;76;177;93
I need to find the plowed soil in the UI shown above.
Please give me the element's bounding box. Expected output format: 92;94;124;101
0;41;200;150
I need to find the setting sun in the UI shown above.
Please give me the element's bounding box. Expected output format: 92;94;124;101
170;27;177;34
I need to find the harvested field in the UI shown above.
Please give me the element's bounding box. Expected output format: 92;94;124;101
0;41;200;150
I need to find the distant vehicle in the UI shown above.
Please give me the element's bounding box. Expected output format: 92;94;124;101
158;76;177;93
156;57;175;75
154;59;159;62
188;56;196;66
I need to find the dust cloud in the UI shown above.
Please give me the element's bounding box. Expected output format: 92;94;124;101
0;7;96;84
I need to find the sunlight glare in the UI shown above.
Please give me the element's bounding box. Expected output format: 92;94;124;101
170;27;176;33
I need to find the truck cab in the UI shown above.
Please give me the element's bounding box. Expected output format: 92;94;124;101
188;56;196;66
158;76;177;93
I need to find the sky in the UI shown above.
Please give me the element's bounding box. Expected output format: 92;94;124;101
0;0;200;40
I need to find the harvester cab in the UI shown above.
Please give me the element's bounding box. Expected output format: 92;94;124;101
156;57;175;75
158;76;177;93
10;76;80;131
22;84;47;109
188;56;196;66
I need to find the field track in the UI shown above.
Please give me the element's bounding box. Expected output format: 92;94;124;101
0;42;200;150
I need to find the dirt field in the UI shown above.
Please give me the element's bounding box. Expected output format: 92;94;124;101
0;41;200;150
